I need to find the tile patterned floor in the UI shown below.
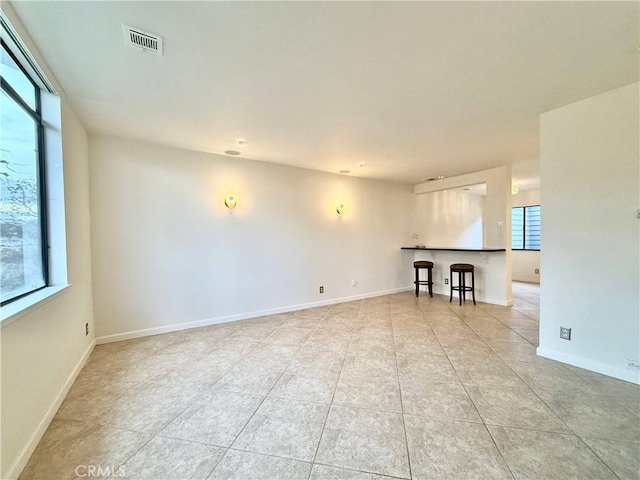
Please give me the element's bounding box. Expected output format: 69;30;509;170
20;283;640;479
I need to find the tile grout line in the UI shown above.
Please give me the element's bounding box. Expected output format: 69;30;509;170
28;286;635;480
312;460;410;480
489;331;585;440
392;295;414;480
203;447;230;480
150;316;292;478
307;301;361;480
453;297;617;478
112;325;259;476
425;292;624;479
222;306;335;470
428;297;518;480
164;308;333;480
523;383;627;478
571;438;627;480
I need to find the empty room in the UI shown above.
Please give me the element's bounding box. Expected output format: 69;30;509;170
1;1;639;479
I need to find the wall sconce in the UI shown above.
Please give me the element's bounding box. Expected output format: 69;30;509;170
225;191;237;211
336;201;346;215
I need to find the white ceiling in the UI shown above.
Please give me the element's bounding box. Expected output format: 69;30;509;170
9;1;639;185
452;183;486;196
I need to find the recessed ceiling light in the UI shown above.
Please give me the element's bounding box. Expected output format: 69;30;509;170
437;175;446;179
224;150;241;156
358;162;367;168
235;138;248;147
339;170;351;174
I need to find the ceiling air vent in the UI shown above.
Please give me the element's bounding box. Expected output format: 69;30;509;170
123;24;163;56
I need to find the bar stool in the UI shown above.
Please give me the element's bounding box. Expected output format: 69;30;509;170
450;263;475;305
414;261;433;297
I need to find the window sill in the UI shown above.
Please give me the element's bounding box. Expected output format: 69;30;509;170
1;284;70;327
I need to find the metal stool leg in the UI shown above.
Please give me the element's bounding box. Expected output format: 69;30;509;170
415;267;419;297
428;267;433;297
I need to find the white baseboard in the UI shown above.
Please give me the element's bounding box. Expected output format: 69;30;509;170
96;286;414;344
537;347;640;385
429;286;512;307
5;339;96;480
512;277;540;284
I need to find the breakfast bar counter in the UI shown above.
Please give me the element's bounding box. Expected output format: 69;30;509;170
401;247;506;252
401;247;511;306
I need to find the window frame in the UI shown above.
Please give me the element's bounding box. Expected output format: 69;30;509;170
511;204;541;252
0;11;68;326
1;38;50;306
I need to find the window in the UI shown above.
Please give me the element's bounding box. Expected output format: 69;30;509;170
0;14;65;323
0;40;47;304
511;205;540;250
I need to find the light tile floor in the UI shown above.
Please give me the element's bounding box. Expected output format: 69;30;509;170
20;283;640;479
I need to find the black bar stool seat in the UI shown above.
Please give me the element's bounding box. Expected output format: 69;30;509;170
450;263;476;305
414;261;433;297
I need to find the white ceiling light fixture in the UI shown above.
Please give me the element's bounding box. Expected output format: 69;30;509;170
122;24;163;56
235;138;248;147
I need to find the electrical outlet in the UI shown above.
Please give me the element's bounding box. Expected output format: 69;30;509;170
444;278;449;285
319;286;324;294
85;323;89;336
560;327;571;340
626;359;640;371
535;268;540;274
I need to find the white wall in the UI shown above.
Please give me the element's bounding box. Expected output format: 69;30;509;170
512;189;540;283
415;166;512;250
89;135;417;340
539;82;639;383
512;188;539;208
416;190;484;248
0;102;95;479
414;166;513;305
413;186;513;304
0;6;95;479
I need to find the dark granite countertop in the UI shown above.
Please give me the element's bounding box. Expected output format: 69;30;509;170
401;247;506;252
